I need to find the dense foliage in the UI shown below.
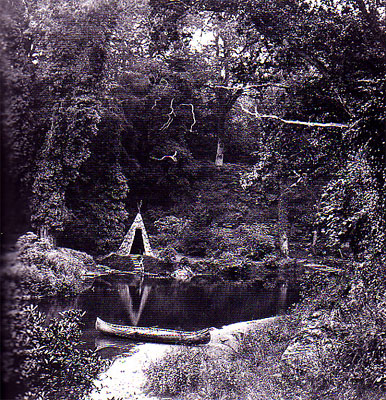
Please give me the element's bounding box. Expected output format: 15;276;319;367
1;301;108;400
3;232;98;296
2;0;384;257
1;1;385;398
291;255;386;396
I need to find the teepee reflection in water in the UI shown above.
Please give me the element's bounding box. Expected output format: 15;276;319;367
118;283;152;326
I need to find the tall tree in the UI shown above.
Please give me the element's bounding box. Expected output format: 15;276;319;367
3;0;126;245
148;3;265;166
238;0;385;257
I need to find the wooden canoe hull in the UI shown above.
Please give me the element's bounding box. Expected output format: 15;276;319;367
95;318;211;345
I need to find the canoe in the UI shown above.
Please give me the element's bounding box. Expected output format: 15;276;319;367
95;317;211;345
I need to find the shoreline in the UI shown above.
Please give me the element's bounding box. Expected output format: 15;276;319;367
87;316;279;400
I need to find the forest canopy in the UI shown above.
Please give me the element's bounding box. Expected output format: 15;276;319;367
1;0;385;259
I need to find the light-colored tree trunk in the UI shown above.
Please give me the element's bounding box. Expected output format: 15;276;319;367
215;135;224;167
277;281;288;314
277;179;290;258
215;107;226;167
311;229;318;255
38;226;56;246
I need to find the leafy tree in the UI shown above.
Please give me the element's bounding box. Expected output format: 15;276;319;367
237;0;385;257
29;0;121;242
2;0;135;250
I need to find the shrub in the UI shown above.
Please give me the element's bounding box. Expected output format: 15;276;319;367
284;256;386;397
336;258;386;389
209;224;275;260
237;223;276;259
2;303;108;400
144;317;299;400
199;355;247;400
239;316;300;370
154;215;191;237
217;255;251;281
338;303;386;389
3;232;98;296
158;246;178;265
153;216;191;250
145;346;249;400
142;255;173;273
181;227;212;257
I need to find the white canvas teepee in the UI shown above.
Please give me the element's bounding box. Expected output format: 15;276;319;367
117;212;154;256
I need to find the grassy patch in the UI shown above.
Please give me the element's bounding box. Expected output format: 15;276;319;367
144;309;385;400
144;317;298;400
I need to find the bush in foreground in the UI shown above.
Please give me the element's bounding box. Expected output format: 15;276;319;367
1;303;108;400
281;256;386;399
145;346;248;400
145;308;385;400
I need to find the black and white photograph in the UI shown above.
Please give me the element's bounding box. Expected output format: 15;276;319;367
1;0;385;399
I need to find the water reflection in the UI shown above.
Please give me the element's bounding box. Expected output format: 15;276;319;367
38;275;298;357
95;335;137;352
118;284;152;326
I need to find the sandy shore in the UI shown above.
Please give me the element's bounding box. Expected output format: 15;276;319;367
87;317;278;400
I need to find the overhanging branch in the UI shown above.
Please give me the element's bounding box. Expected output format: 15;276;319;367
240;105;351;129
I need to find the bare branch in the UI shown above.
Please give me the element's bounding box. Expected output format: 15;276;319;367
240;105;351;129
181;103;197;132
160;98;176;131
288;173;305;189
151;151;178;162
208;83;289;91
151;97;161;110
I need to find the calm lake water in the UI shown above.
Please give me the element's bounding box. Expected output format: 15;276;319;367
39;275;298;358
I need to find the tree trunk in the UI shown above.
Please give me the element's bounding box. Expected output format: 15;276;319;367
215;135;224;167
311;229;318;255
215;111;226;167
38;226;56;247
277;281;288;314
277;179;290;258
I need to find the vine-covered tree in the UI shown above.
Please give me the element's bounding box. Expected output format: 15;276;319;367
2;0;133;249
29;0;122;243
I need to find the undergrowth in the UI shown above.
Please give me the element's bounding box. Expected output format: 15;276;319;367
2;232;97;296
1;298;108;400
144;317;298;400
